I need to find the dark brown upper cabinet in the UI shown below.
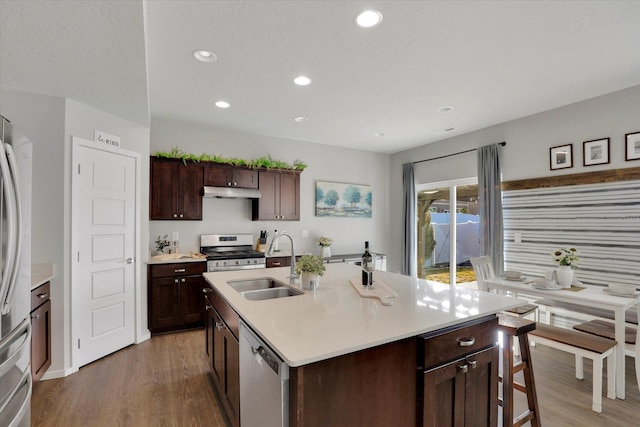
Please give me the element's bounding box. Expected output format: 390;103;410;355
204;164;258;189
150;157;203;220
252;171;300;221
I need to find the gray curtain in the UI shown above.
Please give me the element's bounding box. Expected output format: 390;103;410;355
402;163;416;277
477;144;504;275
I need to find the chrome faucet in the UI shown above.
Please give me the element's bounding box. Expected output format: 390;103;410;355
267;231;298;283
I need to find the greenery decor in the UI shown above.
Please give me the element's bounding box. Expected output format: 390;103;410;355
318;236;333;247
155;234;170;253
294;254;326;276
154;147;307;171
552;247;579;268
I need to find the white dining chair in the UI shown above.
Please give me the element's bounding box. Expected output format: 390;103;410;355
470;256;538;319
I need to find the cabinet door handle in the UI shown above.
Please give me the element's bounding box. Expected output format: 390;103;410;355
457;336;475;347
215;322;224;331
174;279;179;283
37;293;48;299
179;214;184;218
173;214;178;218
468;360;477;369
202;288;212;294
32;314;40;320
181;278;186;282
271;262;281;266
458;364;468;374
174;268;186;273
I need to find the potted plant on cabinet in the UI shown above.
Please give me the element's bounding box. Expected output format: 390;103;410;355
318;236;333;258
295;254;326;290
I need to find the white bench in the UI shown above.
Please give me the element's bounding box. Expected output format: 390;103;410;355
528;323;616;413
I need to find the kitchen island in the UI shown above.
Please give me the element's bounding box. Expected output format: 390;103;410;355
203;263;525;426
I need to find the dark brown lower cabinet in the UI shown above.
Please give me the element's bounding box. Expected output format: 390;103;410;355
31;281;52;381
148;262;206;334
418;316;499;427
421;346;499;427
204;290;240;427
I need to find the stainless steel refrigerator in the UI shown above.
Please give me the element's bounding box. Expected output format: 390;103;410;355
0;115;32;426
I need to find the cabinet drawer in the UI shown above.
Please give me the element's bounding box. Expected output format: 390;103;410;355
31;281;51;311
213;291;240;339
266;256;290;268
419;316;498;369
150;262;206;278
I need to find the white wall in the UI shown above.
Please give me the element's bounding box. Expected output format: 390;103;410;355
389;84;640;273
150;118;391;258
1;90;151;378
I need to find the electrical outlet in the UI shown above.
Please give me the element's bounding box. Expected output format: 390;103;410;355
301;229;309;238
515;232;522;243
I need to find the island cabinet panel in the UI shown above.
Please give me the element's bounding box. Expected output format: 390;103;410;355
417;316;499;427
204;289;240;427
204;164;258;189
148;262;206;334
289;338;417;427
252;171;300;221
150;157;203;220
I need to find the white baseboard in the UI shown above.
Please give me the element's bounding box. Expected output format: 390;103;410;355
39;366;78;381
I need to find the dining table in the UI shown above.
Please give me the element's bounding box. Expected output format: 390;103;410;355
484;276;640;400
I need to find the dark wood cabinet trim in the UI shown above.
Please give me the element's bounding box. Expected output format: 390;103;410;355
502;166;640;191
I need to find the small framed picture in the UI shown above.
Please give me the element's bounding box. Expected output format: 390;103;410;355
625;131;640;161
583;138;610;166
549;144;573;170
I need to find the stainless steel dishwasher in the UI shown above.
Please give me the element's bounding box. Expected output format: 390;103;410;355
239;321;289;427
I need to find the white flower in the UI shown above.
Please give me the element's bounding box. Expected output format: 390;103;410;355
318;236;333;247
552;247;579;267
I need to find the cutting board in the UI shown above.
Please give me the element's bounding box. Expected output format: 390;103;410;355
349;278;398;306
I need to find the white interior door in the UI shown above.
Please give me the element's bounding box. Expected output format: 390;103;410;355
72;138;137;368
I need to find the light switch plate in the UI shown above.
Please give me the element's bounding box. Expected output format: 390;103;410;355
515;232;522;243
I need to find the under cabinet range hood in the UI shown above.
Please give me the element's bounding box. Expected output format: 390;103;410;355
203;186;261;199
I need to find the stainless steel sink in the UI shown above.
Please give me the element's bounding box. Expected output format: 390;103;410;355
227;278;288;293
227;277;304;300
241;287;304;301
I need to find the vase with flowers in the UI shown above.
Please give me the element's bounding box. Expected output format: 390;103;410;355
295;254;326;290
318;236;333;258
155;234;170;255
552;247;579;288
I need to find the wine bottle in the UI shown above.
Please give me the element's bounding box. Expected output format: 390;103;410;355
362;241;373;287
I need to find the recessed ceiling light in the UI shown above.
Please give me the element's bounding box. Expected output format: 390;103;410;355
215;101;230;109
437;106;454;113
434;127;456;135
355;10;383;28
293;116;309;123
375;132;385;137
294;76;311;86
193;49;217;63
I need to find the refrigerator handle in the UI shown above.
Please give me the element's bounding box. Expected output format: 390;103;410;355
1;143;22;315
0;140;17;314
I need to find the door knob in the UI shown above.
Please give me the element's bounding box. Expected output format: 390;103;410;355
125;258;135;264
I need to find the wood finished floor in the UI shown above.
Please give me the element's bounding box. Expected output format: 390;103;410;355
31;329;639;427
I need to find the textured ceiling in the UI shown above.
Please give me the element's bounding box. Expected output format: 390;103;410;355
2;1;639;153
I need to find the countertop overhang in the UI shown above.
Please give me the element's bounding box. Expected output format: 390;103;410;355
203;263;525;367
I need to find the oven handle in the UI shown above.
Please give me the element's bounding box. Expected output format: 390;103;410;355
208;264;266;272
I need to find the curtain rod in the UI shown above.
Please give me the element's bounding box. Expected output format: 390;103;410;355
412;141;506;165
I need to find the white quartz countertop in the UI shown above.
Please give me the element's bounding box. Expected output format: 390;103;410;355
203;263;525;367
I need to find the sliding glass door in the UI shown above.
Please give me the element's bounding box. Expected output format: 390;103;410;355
417;178;479;285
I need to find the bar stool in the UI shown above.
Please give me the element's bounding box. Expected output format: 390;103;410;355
497;314;541;427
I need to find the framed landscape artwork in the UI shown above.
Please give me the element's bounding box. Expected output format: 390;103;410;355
583;137;610;166
315;181;372;218
625;131;640;161
549;144;573;170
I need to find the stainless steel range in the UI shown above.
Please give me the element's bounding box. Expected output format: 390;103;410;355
200;234;266;272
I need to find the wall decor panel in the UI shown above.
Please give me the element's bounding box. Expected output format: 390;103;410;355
503;180;640;288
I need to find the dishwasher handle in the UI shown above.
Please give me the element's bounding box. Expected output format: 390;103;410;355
240;321;289;380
